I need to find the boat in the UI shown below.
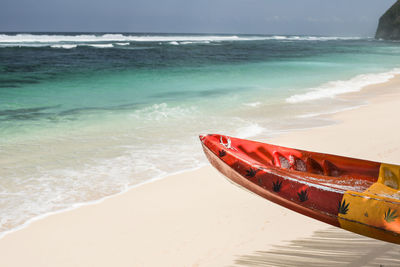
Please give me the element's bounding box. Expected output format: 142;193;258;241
200;134;400;244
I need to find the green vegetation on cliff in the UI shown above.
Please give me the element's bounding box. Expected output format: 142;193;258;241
376;0;400;40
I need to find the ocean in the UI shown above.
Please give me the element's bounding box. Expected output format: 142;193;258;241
1;32;400;236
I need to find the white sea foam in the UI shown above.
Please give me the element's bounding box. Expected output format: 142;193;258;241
272;35;288;40
180;41;210;45
235;123;265;138
0;33;240;43
0;147;207;240
0;33;363;44
296;105;362;118
286;68;400;103
86;43;114;48
269;36;363;41
130;103;197;121
50;44;77;49
0;107;211;237
115;42;130;46
243;102;261;107
169;41;212;45
0;43;49;48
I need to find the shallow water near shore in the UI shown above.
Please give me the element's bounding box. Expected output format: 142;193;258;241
1;32;400;235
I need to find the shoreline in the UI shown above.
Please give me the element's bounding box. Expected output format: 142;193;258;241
0;164;208;240
1;72;400;265
1;68;399;237
0;166;330;266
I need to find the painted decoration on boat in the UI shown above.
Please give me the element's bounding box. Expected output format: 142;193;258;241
199;134;400;244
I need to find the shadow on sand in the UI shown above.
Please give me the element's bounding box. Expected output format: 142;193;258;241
233;227;400;267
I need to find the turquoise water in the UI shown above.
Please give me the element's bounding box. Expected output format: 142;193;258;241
1;33;400;235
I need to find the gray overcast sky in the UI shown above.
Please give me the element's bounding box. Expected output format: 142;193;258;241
0;0;396;36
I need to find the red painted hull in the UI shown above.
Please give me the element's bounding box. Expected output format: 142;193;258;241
199;134;400;243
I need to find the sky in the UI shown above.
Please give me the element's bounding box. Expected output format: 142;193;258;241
0;0;396;36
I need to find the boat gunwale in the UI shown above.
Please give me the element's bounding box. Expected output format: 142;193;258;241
208;134;378;194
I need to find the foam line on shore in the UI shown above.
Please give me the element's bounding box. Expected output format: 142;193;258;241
286;68;400;103
296;105;365;119
0;164;206;240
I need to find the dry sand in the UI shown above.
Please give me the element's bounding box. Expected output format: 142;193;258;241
1;77;400;266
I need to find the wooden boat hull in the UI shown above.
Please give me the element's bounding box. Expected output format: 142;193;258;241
200;134;400;244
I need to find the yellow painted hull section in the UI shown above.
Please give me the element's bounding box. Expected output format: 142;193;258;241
339;164;400;244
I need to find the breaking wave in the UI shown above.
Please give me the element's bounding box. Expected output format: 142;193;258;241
86;43;114;48
235;123;266;139
115;42;130;46
50;44;77;49
286;68;400;103
0;33;241;43
0;33;364;45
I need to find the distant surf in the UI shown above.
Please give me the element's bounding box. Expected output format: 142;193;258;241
0;33;363;45
50;44;77;49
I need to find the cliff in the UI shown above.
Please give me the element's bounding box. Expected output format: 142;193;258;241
376;0;400;40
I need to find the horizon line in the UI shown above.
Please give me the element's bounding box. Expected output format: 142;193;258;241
0;31;371;38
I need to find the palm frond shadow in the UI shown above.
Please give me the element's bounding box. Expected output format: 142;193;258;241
233;227;400;267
